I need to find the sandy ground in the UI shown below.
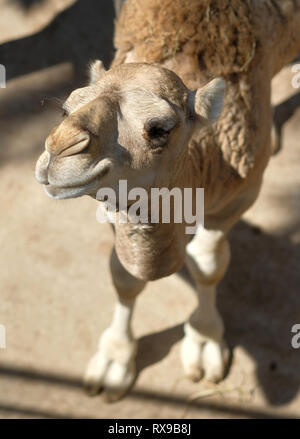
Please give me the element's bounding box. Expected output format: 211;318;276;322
0;1;299;419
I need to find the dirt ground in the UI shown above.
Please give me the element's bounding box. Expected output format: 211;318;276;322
0;0;299;419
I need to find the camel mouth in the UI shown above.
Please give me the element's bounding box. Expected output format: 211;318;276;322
43;181;96;199
44;165;110;200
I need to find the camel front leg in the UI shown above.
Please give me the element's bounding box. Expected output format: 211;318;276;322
84;247;146;401
181;227;230;383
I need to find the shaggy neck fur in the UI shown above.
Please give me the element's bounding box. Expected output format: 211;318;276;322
113;156;195;280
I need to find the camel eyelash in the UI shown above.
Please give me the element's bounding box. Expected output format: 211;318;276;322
61;108;68;118
40;96;65;112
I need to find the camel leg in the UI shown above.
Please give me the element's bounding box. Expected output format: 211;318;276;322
181;227;230;383
84;247;146;401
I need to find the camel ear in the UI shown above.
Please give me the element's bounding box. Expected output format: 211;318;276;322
89;60;106;84
192;78;226;124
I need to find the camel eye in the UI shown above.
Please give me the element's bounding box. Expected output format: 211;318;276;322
61;108;68;118
148;125;170;139
144;118;174;149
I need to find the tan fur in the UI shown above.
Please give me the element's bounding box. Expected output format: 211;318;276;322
114;0;256;74
35;0;300;400
36;63;226;279
113;0;300;178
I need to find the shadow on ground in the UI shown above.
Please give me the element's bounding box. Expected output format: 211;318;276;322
0;0;115;81
11;0;47;9
0;359;298;419
136;216;300;407
222;218;300;406
273;91;300;153
0;0;299;418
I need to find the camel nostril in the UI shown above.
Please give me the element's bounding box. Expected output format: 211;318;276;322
59;135;90;158
59;136;90;157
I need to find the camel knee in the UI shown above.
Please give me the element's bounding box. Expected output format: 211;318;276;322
186;233;230;286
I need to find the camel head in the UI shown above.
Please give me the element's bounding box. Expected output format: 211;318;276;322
35;62;225;201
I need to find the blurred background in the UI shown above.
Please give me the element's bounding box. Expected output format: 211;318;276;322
0;0;299;419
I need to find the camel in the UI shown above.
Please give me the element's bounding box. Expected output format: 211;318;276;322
35;0;300;401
